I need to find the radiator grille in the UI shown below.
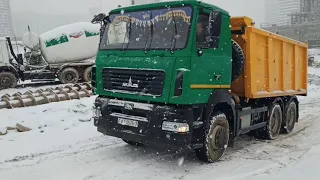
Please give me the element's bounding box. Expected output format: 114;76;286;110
102;68;165;96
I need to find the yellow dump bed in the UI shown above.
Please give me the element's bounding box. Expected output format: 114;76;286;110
231;17;308;99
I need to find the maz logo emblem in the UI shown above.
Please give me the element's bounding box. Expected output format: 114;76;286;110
124;102;134;110
122;77;139;88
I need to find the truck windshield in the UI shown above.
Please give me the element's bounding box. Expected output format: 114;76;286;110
100;6;192;50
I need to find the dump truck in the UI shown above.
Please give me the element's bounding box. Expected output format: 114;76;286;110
0;22;100;89
91;0;308;163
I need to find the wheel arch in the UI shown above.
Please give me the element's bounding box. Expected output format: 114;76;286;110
272;97;284;109
203;89;236;139
0;66;19;78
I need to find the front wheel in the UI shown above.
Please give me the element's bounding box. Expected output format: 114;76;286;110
59;67;79;84
195;112;229;163
83;66;92;82
0;72;17;89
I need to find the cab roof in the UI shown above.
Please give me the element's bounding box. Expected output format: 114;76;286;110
109;0;229;15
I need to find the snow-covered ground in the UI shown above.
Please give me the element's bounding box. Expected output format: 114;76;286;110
1;68;320;180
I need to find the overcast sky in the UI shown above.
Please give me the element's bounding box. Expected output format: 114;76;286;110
10;0;266;25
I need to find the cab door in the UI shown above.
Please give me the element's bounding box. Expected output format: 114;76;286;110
190;8;231;90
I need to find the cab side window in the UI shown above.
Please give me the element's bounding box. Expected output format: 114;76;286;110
196;10;222;49
209;11;222;48
196;12;209;48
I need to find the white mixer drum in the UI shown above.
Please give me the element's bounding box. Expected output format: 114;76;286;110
38;22;101;64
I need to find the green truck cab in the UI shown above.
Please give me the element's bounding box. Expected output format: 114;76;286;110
91;0;305;163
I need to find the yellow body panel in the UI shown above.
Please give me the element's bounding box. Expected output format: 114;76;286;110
231;17;308;99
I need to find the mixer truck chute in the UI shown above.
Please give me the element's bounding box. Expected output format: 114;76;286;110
0;22;100;89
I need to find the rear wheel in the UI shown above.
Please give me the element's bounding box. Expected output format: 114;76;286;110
256;103;283;140
83;66;92;82
122;139;144;146
0;72;17;89
281;101;297;134
195;112;229;163
59;67;79;84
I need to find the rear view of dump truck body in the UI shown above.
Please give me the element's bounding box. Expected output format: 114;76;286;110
231;17;308;99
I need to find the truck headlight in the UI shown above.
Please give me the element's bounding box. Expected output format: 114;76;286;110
162;121;189;133
92;106;102;118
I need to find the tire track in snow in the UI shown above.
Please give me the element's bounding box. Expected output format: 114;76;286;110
0;136;122;166
2;99;319;176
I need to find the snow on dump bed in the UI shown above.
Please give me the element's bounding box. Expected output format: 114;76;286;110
1;67;320;180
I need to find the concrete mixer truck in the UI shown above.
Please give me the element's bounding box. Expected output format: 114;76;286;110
0;22;100;89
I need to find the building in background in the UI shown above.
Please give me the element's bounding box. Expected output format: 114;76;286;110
279;0;300;25
264;0;300;26
0;0;13;37
262;0;320;48
264;0;280;26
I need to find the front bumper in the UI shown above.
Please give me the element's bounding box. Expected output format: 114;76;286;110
93;96;204;151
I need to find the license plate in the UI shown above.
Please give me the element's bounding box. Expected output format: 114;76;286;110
117;118;138;127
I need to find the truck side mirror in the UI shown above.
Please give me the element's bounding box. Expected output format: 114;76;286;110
92;13;108;24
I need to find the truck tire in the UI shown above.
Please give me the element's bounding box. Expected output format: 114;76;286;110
122;139;144;146
195;112;229;163
59;67;79;84
281;101;297;134
0;72;17;89
256;103;283;140
231;40;245;82
83;66;92;82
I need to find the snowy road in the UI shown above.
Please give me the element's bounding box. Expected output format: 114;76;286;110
1;68;320;180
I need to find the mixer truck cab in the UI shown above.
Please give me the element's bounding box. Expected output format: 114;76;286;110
0;22;100;89
92;0;308;163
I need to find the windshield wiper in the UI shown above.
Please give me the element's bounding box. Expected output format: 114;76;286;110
170;10;178;54
122;16;132;53
144;12;154;53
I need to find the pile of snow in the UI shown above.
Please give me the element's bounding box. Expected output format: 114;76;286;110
0;96;97;163
0;81;65;96
308;48;320;57
308;48;320;67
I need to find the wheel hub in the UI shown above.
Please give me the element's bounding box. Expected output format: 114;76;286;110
65;74;73;81
0;76;12;87
210;125;228;150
